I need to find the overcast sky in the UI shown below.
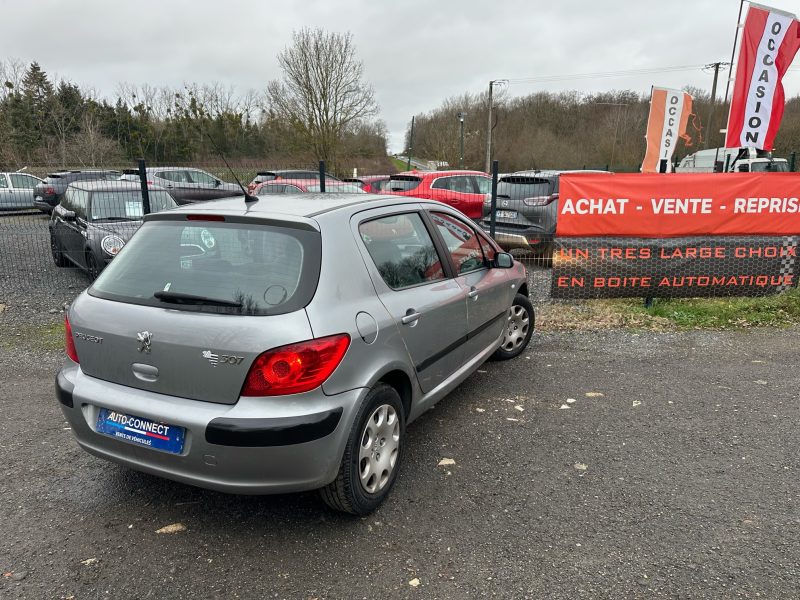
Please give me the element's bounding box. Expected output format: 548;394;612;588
2;0;800;153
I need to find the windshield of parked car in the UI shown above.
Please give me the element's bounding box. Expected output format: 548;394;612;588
90;190;177;221
89;220;321;316
497;176;553;199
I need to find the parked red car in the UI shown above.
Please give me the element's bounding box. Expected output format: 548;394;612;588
378;170;491;219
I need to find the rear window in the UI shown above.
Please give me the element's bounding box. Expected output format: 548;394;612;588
497;176;553;199
89;220;321;316
387;176;421;192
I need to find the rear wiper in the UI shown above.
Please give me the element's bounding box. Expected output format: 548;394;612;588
153;291;242;308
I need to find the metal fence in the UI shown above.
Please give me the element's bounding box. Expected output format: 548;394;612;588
0;159;557;321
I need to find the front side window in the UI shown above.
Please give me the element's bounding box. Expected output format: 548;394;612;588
473;176;491;194
359;213;445;289
431;212;485;274
90;220;320;316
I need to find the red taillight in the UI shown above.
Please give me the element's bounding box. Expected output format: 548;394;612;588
45;186;55;195
241;334;351;397
64;317;79;363
522;194;558;207
186;215;225;221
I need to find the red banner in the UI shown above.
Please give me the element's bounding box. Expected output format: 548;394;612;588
725;4;800;151
556;172;800;238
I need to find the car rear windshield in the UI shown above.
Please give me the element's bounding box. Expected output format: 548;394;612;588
497;176;553;199
89;220;321;316
387;176;421;192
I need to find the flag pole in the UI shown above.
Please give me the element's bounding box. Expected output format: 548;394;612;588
719;0;747;157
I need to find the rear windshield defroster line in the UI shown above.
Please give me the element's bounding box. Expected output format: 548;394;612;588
89;220;322;316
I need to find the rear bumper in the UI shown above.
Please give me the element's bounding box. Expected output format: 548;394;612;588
56;363;364;495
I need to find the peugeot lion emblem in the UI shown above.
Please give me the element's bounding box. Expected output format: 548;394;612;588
501;200;509;207
136;331;153;353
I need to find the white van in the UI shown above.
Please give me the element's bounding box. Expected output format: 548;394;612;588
676;147;789;173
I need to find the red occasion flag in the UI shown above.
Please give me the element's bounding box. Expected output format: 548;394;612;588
726;3;800;151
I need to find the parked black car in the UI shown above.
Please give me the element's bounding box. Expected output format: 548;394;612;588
33;170;121;214
49;181;176;279
480;170;611;260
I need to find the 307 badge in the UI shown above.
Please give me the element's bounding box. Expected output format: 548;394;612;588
202;350;244;367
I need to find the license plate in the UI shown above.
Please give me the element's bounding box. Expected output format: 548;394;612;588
496;210;518;219
96;408;185;454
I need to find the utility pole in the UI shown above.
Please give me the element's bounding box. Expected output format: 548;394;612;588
457;112;466;169
406;116;415;171
484;81;495;173
703;62;728;149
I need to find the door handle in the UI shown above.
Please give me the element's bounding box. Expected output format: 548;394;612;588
401;310;421;325
468;287;479;299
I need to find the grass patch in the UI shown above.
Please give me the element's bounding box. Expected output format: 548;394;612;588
390;157;410;173
1;320;65;353
539;289;800;331
636;289;800;328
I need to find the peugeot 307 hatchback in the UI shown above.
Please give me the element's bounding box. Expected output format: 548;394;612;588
57;193;534;514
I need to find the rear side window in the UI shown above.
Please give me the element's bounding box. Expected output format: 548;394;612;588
0;174;7;188
387;176;421;192
257;185;286;195
497;176;552;199
90;220;321;316
359;213;444;289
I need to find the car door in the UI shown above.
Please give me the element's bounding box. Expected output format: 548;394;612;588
429;210;512;362
54;188;81;264
355;207;468;394
9;173;40;209
154;170;192;204
186;169;223;201
69;188;91;268
0;174;15;209
428;176;484;218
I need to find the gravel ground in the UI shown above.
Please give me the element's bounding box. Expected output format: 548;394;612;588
1;327;798;599
0;211;87;325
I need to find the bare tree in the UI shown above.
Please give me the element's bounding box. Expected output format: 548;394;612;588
266;28;379;163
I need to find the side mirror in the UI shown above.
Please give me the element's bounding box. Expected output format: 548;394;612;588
214;179;222;187
62;210;76;221
494;252;514;269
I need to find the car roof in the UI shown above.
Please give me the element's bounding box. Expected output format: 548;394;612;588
158;193;416;221
68;180;168;192
393;169;489;178
507;169;611;177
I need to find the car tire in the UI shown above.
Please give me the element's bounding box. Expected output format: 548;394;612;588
491;293;534;361
85;251;100;281
320;383;405;515
50;232;69;267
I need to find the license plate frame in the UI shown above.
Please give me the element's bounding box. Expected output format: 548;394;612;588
496;210;518;219
96;408;185;455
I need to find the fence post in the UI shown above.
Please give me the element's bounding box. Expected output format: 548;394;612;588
319;160;326;193
489;160;499;239
137;158;151;215
790;151;796;172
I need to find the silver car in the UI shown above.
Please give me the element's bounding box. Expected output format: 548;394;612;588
0;171;43;210
57;194;534;514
